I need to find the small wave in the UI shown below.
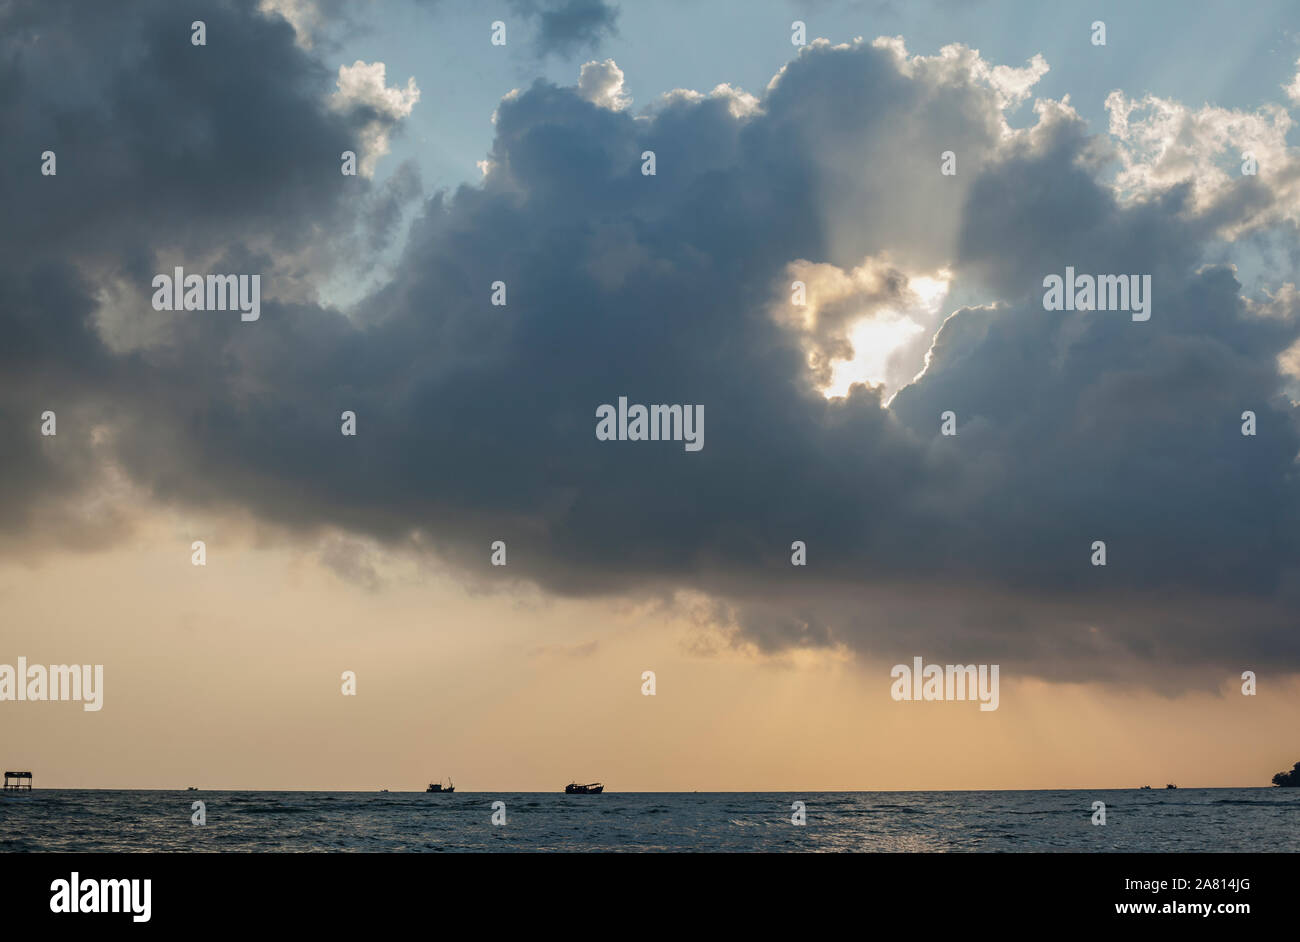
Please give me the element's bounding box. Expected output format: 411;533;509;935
1211;798;1300;806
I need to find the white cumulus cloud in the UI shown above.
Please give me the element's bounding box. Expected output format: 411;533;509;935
577;58;631;111
331;60;420;177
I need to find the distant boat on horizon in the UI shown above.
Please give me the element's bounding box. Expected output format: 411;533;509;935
565;782;603;794
1166;783;1177;789
426;778;454;793
186;786;198;791
1139;785;1152;790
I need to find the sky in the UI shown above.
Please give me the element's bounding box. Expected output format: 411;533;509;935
3;0;1300;790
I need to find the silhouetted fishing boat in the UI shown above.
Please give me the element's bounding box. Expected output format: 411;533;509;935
1165;784;1177;789
565;782;603;794
1139;785;1151;790
427;778;454;793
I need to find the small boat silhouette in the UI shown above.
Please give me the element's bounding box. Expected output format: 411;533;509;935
426;778;455;793
186;786;198;791
565;782;604;794
1139;785;1151;790
1165;783;1177;789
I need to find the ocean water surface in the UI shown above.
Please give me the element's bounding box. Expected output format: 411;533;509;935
3;788;1296;852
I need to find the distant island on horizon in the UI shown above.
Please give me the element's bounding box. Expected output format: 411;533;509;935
1271;762;1300;787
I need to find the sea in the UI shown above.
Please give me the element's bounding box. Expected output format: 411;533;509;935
2;788;1296;852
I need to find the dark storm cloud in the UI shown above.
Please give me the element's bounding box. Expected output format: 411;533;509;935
0;0;413;527
4;7;1299;682
412;0;619;58
4;2;350;263
507;0;619;58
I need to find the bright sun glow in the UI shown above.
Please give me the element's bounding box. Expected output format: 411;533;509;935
908;273;951;310
823;311;925;397
820;270;951;399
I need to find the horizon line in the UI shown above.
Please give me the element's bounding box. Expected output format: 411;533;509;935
7;785;1285;793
